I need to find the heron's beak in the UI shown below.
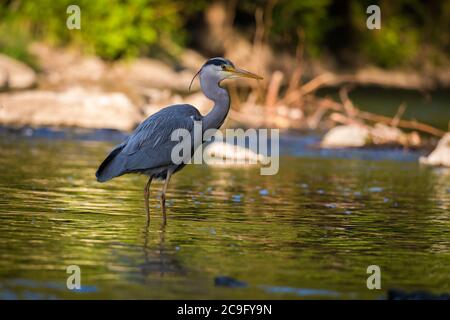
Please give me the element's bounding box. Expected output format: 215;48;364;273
225;66;263;80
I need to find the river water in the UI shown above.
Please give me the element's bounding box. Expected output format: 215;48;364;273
0;129;449;299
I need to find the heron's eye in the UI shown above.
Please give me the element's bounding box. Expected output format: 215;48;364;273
221;65;226;70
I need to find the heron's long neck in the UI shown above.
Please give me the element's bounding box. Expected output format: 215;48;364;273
201;77;230;131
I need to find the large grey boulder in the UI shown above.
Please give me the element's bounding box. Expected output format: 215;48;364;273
0;54;37;90
110;58;195;92
0;87;141;131
30;43;107;85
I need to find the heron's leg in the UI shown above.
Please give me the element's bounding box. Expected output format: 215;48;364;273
144;176;153;221
161;170;173;223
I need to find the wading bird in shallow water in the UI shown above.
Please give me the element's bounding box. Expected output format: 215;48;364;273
96;58;262;223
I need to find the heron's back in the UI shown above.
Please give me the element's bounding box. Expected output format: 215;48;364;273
96;104;202;182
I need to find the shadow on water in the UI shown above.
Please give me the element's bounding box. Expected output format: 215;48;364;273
0;131;449;299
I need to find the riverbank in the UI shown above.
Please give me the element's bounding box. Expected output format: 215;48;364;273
0;43;449;167
0;125;430;164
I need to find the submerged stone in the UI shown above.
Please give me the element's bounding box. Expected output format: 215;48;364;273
214;276;247;288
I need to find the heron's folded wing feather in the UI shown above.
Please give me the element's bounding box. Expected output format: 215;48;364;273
120;105;200;172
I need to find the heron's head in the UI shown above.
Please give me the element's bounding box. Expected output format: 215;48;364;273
189;57;262;91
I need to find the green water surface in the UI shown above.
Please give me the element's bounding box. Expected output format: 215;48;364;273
0;136;449;299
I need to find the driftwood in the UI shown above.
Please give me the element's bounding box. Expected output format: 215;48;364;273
338;87;445;137
235;65;445;138
227;5;447;143
355;110;445;137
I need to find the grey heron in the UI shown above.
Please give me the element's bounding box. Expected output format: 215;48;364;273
95;57;262;222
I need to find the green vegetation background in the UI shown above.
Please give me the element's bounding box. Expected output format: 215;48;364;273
0;0;448;68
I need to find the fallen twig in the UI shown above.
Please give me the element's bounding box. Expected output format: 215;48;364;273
391;103;406;127
356;110;445;137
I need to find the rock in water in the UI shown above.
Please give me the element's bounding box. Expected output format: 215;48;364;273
0;54;37;90
0;87;141;131
419;133;450;167
321;125;370;148
214;276;247;288
204;141;266;166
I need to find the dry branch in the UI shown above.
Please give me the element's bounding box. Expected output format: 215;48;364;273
356;110;445;137
265;71;283;108
391;103;406;127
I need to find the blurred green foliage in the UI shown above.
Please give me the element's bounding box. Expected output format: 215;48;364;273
0;0;448;68
0;23;38;69
0;0;185;60
238;0;333;57
229;0;449;68
349;0;448;68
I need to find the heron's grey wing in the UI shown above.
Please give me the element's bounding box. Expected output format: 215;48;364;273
121;104;201;172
